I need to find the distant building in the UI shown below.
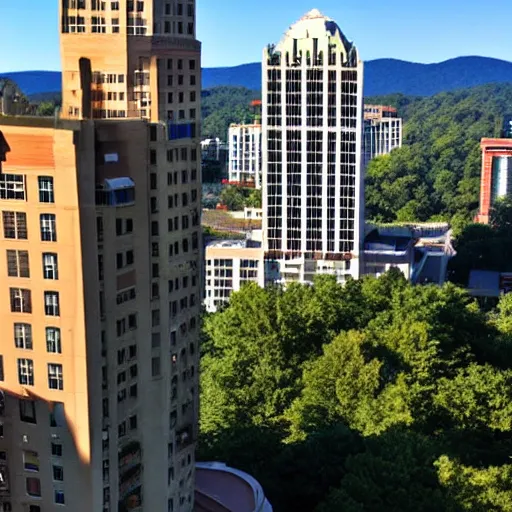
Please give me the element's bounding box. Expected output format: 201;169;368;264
204;240;264;312
262;9;365;286
476;134;512;224
363;104;403;168
228;122;263;188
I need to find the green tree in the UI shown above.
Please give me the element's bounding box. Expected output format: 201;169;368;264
219;185;245;210
36;101;56;116
437;456;512;511
245;188;262;208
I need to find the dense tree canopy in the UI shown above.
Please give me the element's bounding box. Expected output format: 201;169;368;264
199;272;512;512
201;86;260;140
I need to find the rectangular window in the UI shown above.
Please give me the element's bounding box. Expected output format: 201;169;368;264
40;214;57;242
3;211;27;239
48;364;64;390
43;253;59;280
46;327;62;354
19;400;36;423
10;288;31;313
14;323;33;349
6;250;30;278
151;356;161;377
55;490;65;505
26;477;41;497
52;465;64;481
0;174;25;200
51;443;63;457
44;291;60;316
38;176;55;203
18;358;34;386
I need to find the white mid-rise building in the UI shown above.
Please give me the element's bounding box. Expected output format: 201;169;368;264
204;240;264;313
262;9;365;285
363;105;403;168
228;123;263;188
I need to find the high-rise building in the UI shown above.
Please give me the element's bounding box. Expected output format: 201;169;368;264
363;104;402;168
262;9;364;284
0;1;202;511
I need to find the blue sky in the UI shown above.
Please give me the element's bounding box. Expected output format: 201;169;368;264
1;0;512;72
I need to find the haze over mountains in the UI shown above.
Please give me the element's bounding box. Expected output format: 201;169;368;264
3;56;512;98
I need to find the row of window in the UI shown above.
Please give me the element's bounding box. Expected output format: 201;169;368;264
2;211;57;241
12;324;62;353
10;288;61;316
7;250;59;279
0;175;54;203
165;73;197;88
9;359;64;390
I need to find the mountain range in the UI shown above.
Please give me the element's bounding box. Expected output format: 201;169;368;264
3;56;512;98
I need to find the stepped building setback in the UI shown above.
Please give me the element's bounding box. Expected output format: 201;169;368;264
262;9;365;284
0;0;202;511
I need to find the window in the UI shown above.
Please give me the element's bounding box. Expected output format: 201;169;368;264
6;250;30;277
189;59;196;70
126;250;134;265
55;490;65;505
40;214;57;242
18;358;34;386
129;415;137;430
151;357;161;377
46;328;62;354
51;443;63;457
43;253;59;280
26;477;41;497
44;292;60;316
38;176;55;203
48;364;64;390
0;174;25;200
52;465;64;481
10;288;31;313
14;323;33;349
128;313;137;329
152;309;160;326
3;211;27;239
116;253;123;269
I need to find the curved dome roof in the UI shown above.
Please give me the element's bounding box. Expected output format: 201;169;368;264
276;9;354;53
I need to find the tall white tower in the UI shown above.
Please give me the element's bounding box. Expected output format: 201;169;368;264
262;9;364;284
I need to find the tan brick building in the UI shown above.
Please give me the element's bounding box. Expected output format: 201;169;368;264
0;1;202;511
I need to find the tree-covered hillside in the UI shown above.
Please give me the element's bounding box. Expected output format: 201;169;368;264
365;83;512;223
199;272;512;512
201;86;260;140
